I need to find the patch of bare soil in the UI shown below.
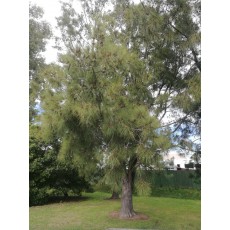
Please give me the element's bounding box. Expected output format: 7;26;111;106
109;211;149;220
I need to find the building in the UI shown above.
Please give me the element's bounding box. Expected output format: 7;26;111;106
163;150;193;170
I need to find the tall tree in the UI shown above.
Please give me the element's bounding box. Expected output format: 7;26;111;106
40;0;200;218
29;3;52;121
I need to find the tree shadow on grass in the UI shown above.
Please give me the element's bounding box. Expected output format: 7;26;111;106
47;195;90;204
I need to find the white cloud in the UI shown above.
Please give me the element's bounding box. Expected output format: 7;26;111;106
163;150;193;168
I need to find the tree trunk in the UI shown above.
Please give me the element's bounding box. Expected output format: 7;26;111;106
63;191;68;197
119;173;136;218
110;191;119;199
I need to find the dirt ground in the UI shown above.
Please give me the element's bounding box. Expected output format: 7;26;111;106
109;211;149;220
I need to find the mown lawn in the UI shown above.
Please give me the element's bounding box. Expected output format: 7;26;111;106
30;192;201;230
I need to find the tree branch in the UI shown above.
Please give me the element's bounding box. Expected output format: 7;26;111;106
168;23;201;72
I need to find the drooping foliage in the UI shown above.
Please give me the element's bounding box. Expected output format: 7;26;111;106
108;0;201;154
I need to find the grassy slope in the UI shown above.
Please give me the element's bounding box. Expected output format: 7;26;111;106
30;192;201;230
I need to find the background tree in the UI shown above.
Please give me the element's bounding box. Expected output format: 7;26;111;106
29;124;90;206
29;3;52;121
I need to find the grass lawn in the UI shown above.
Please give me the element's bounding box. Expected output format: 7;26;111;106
30;192;201;230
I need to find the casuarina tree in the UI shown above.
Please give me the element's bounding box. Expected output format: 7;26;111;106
40;0;200;218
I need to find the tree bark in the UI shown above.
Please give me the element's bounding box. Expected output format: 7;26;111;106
110;191;120;199
63;191;69;197
119;172;136;218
